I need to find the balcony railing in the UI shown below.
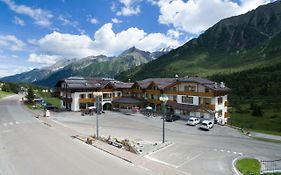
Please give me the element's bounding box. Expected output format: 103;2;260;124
199;104;216;110
130;89;142;93
79;98;96;103
147;99;161;104
163;90;214;97
146;90;161;94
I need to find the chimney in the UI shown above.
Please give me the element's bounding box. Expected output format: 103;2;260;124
220;82;225;88
214;82;218;88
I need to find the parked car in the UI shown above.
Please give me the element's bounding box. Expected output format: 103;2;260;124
186;117;200;126
199;120;214;130
165;114;181;122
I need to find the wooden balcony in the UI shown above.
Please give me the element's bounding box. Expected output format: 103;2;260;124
146;90;161;94
102;89;113;92
200;104;216;110
163;90;214;97
147;99;161;104
130;89;142;93
224;101;229;107
225;112;230;118
79;98;96;103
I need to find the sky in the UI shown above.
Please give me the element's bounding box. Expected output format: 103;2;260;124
0;0;274;77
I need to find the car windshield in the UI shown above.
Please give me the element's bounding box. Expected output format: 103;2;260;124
188;119;194;122
202;123;207;126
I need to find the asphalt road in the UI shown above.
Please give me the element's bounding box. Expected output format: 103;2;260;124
50;107;281;175
0;95;154;175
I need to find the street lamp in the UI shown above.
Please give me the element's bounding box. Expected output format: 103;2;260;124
159;94;169;144
93;91;103;140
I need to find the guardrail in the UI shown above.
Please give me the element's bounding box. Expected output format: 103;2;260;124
260;159;281;174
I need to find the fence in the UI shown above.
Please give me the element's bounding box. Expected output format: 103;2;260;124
260;159;281;174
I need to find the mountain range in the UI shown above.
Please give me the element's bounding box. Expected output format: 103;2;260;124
115;0;281;81
0;47;170;87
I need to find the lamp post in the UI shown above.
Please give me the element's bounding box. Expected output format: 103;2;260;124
93;91;103;140
159;94;169;144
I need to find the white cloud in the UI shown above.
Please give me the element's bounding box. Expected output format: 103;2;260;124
117;0;141;16
0;35;25;51
1;0;53;27
37;31;94;58
111;18;123;24
13;16;25;26
27;53;62;64
32;23;180;63
88;17;98;24
152;0;272;34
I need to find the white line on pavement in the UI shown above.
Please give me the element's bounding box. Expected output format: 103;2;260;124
9;122;13;126
239;153;243;155
220;149;224;152
227;150;231;153
233;152;237;154
3;123;7;127
15;121;19;124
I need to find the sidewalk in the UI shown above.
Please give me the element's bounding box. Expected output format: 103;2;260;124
34;111;189;175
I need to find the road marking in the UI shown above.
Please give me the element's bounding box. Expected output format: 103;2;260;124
233;152;237;154
220;149;224;152
9;122;13;126
3;123;7;127
213;148;217;151
227;150;231;153
15;121;19;124
239;153;243;155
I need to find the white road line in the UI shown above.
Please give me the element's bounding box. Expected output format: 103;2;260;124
213;149;217;151
15;121;19;124
239;153;243;155
233;152;237;154
9;122;13;126
144;155;178;168
3;123;7;127
220;149;224;152
227;150;231;153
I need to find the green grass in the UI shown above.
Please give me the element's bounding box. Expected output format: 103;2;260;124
0;90;13;99
37;91;60;108
236;158;260;175
44;97;60;108
228;109;281;136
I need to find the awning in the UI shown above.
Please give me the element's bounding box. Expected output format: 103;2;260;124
112;97;144;104
167;101;199;111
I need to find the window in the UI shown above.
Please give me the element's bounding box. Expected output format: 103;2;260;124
173;95;177;101
218;110;222;117
88;94;93;98
184;85;196;92
205;88;209;93
80;94;85;99
118;92;121;97
182;96;193;104
173;86;177;91
218;97;223;104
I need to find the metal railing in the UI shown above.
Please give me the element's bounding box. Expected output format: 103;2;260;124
260;159;281;174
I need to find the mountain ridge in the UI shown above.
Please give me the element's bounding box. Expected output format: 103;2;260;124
0;47;170;87
115;0;281;81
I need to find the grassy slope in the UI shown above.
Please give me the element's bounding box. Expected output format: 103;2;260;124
0;91;13;99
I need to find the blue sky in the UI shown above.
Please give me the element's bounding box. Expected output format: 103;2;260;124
0;0;274;77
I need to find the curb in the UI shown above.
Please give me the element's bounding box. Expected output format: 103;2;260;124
232;156;243;175
72;135;133;164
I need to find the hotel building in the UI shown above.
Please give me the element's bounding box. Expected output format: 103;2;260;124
55;76;230;124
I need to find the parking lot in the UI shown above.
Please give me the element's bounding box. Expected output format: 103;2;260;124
49;110;281;175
